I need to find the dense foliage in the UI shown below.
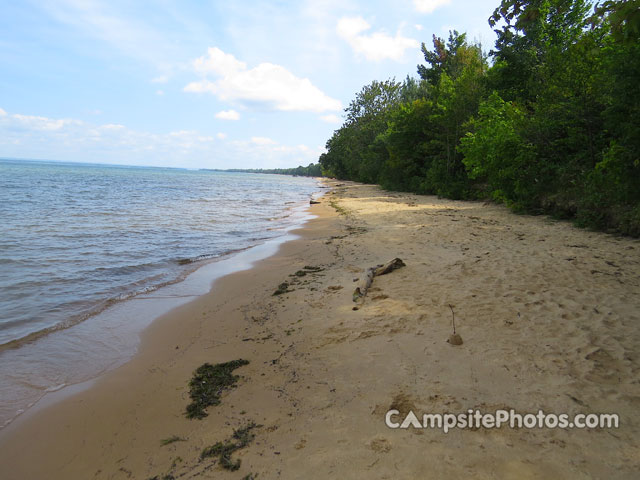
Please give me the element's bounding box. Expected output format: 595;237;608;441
319;0;640;236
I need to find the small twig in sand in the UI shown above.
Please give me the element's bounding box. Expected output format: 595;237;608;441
449;304;456;334
447;305;463;346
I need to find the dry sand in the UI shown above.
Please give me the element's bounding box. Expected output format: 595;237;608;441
1;182;639;479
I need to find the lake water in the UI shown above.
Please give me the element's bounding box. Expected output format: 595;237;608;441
0;159;321;428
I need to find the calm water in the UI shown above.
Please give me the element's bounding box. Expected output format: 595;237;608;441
0;159;321;427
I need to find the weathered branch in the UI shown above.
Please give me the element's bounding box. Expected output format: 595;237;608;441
352;258;405;308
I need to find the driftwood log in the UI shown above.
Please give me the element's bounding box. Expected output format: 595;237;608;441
352;258;405;308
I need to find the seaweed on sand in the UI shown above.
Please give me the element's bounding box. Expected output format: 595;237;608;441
160;435;185;446
200;422;259;470
292;265;324;277
272;282;291;295
185;359;249;419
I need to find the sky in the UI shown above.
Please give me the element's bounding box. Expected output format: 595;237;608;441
0;0;499;169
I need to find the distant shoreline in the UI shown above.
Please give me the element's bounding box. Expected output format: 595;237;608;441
0;156;323;176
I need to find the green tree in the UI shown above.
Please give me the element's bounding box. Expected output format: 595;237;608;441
416;33;487;197
320;79;403;183
460;92;536;206
380;98;435;192
577;1;640;234
417;31;470;85
488;0;592;102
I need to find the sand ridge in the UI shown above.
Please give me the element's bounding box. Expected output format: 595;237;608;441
0;182;639;479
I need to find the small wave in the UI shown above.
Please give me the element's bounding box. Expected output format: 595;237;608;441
0;283;169;352
91;262;162;276
0;244;260;352
45;383;67;393
0;257;27;265
174;245;257;268
175;252;222;265
114;284;160;301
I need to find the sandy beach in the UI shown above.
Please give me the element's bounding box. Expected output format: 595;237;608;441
1;181;639;479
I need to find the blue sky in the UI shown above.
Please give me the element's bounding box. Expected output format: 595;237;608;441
0;0;498;169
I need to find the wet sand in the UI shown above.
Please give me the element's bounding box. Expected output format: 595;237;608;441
1;182;639;479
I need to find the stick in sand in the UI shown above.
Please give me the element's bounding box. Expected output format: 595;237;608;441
447;304;463;345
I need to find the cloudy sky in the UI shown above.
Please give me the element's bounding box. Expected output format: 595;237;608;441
0;0;498;169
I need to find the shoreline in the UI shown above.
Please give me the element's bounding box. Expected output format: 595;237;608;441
1;182;639;479
0;193;319;431
0;186;341;479
0;189;317;352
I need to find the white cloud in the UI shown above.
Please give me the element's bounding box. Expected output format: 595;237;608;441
156;89;165;96
194;47;246;76
336;17;418;62
215;109;240;121
413;0;451;14
167;130;214;149
320;114;341;124
336;16;370;39
184;47;341;113
12;113;82;131
230;137;322;169
250;136;277;146
0;108;7;116
152;75;169;84
0;110;215;162
0;110;321;169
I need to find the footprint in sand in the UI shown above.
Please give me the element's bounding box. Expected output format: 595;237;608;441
368;436;392;453
585;348;626;384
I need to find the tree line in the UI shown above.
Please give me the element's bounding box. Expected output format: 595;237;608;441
204;163;323;177
319;0;640;236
